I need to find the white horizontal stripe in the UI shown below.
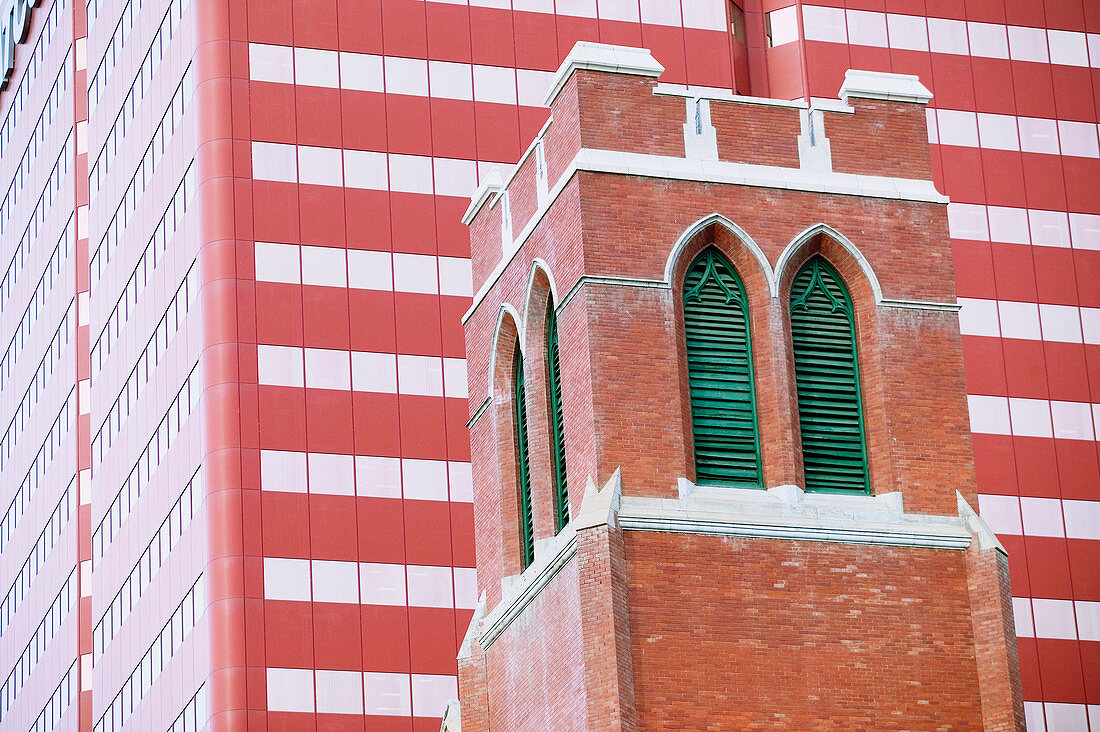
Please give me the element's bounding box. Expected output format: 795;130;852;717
257;346;468;398
249;43;556;107
947;203;1100;249
1012;598;1100;641
977;494;1100;540
255;242;473;297
263;559;478;609
251;141;491;198
958;297;1098;344
802;5;1100;68
266;669;459;717
259;449;473;502
967;396;1099;442
1025;701;1100;732
930;108;1100;158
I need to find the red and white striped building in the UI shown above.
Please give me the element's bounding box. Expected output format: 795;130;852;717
0;0;1095;729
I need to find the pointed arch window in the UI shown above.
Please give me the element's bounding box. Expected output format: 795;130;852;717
682;248;762;486
513;349;535;568
546;306;569;531
789;256;870;492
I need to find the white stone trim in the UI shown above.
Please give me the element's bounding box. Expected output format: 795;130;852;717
574;148;948;204
664;213;777;296
465;396;491;430
839;69;933;105
543;42;665;107
879;298;961;312
439;698;462;732
957;491;1007;553
521;258;562;325
485;303;523;402
655;84;808;109
479;527;578;649
775;223;885;303
461;169;503;225
557;275;670;312
619;483;973;550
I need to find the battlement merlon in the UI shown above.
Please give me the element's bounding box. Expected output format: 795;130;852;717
462;42;940;298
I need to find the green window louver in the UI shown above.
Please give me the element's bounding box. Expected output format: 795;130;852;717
789;256;870;493
547;306;570;531
683;249;762;486
514;350;535;568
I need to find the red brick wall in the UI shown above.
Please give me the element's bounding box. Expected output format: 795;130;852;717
626;532;986;730
712;100;801;167
826;98;935;180
483;561;587;731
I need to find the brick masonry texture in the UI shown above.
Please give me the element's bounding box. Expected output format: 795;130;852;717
460;58;1023;730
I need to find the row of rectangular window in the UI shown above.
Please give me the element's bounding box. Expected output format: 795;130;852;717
260;449;473;503
967;395;1099;442
90;60;192;207
0;564;76;724
92;361;201;557
1013;597;1100;642
91;184;191;368
90;68;192;289
0;387;75;555
88;0;190;120
248;42;554;109
0;474;74;636
91;261;197;459
0;202;72;332
977;494;1098;541
257;345;468;399
1024;703;1100;732
167;683;208;732
254;241;473;298
94;466;202;658
802;5;1100;68
0;131;73;323
0;0;65;160
930;108;1100;159
249;141;485;199
90;158;195;294
0;217;73;392
86;0;151;87
947;203;1100;249
0;299;74;475
29;658;76;732
0;48;71;240
94;575;205;732
263;557;477;610
266;667;457;718
957;298;1100;344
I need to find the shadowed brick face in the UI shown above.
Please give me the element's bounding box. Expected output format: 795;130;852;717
627;533;984;730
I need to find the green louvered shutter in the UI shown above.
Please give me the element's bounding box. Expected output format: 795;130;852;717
547;307;570;531
514;351;535;568
683;249;762;486
789;256;870;492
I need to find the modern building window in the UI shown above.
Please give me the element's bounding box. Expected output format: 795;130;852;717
682;248;762;486
513;349;535;568
789;256;870;492
546;306;570;531
729;0;751;93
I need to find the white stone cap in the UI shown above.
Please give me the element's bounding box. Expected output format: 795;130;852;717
461;169;503;225
839;69;933;105
543;41;665;107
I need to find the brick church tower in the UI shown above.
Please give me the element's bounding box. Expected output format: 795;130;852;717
455;42;1024;731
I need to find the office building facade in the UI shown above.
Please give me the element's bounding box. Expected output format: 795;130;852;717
0;0;1095;729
